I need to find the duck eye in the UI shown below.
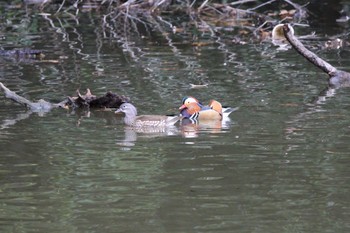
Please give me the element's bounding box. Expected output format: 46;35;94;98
186;98;195;104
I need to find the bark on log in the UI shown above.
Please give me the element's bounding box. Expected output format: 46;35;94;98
283;24;350;88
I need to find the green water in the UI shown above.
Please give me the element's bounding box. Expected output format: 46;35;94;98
0;2;349;232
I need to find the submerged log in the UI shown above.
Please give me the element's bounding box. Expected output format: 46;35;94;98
0;82;129;112
282;24;350;88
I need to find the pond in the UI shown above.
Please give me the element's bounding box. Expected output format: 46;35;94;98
0;1;349;232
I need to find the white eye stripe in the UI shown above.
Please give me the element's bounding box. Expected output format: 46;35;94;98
186;97;197;104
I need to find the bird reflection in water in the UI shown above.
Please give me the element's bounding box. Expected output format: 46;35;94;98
180;117;233;138
117;118;233;148
116;125;180;149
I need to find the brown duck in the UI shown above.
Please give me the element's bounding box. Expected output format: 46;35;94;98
115;103;182;127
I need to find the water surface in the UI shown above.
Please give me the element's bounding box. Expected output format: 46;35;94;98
0;2;349;233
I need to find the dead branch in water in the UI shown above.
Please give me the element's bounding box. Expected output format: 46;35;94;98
0;82;62;112
0;82;129;112
283;24;350;88
282;24;337;74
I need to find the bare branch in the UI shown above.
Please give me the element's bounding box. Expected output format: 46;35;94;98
198;0;210;11
230;0;258;6
282;24;336;75
55;0;66;14
0;82;54;112
283;24;350;88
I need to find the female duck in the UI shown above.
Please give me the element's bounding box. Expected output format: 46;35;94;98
115;103;181;127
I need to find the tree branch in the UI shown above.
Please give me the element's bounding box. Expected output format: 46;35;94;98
0;82;55;112
282;24;350;88
0;82;129;112
282;24;337;75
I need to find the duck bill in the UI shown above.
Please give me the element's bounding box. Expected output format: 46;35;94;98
179;104;187;110
115;109;122;114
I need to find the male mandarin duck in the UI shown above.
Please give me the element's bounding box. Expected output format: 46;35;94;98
179;96;237;120
115;103;182;127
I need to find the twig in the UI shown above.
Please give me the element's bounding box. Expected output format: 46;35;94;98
151;0;170;11
230;0;258;6
190;0;196;8
198;0;210;11
283;0;309;19
56;0;65;14
283;0;306;11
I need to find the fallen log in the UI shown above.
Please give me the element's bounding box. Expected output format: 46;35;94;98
0;82;129;112
282;24;350;88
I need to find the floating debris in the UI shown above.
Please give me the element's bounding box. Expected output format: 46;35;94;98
189;83;209;89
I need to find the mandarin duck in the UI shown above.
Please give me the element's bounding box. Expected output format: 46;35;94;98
179;96;237;120
115;103;182;127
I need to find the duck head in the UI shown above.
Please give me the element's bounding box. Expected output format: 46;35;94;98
115;103;138;126
179;97;226;120
179;96;201;110
180;102;202;117
115;103;137;117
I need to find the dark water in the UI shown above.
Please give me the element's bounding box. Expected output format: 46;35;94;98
0;2;350;233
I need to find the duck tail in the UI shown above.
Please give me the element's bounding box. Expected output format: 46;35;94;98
222;107;239;118
167;116;182;125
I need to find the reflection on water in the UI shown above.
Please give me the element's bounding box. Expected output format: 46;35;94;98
117;125;180;148
0;111;33;130
0;3;350;233
116;116;233;150
180;117;232;138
